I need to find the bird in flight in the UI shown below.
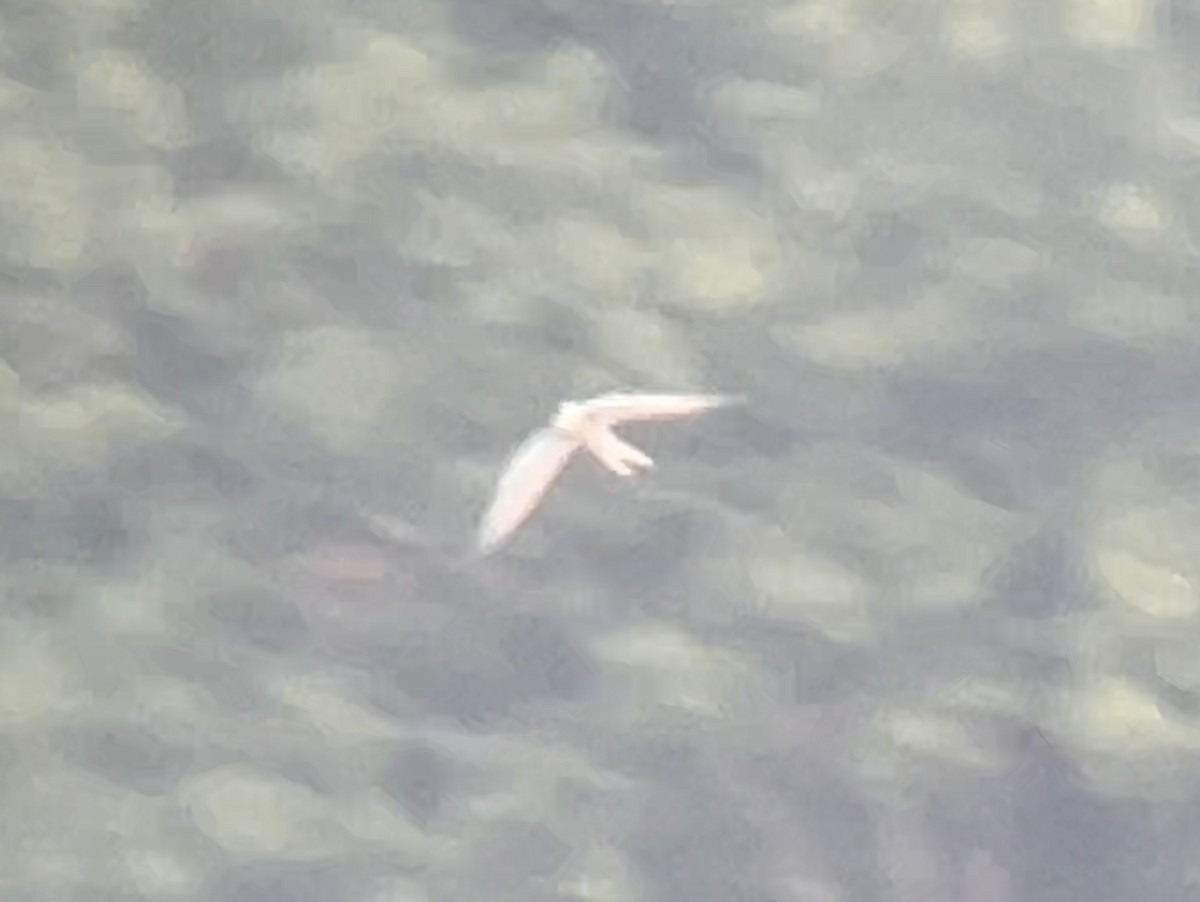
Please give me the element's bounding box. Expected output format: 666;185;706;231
476;392;742;555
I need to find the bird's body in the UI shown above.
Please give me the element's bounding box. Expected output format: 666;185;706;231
476;392;740;554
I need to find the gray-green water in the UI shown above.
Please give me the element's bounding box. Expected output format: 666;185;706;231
2;0;1199;899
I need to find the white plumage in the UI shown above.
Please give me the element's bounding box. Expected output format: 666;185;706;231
476;392;741;554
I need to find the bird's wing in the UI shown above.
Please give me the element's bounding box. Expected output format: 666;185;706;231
579;392;743;425
476;428;581;554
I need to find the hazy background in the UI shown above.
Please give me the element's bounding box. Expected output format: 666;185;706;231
3;0;1200;899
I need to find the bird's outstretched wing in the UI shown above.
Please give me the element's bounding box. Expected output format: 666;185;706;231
580;392;743;425
476;427;581;555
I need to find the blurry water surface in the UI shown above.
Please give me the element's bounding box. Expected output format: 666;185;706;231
2;0;1200;900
